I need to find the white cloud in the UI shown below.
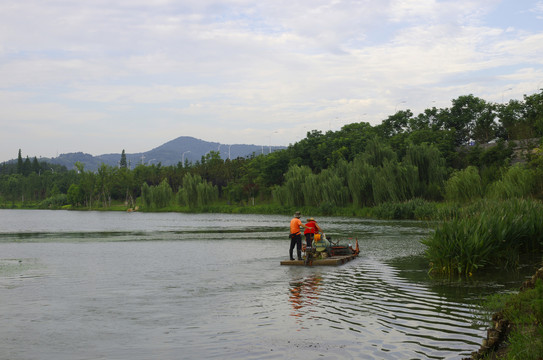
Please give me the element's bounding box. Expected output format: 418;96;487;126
1;0;542;161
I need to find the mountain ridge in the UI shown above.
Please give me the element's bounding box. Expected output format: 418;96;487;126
32;136;286;171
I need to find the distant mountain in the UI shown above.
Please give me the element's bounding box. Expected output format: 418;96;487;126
42;136;286;171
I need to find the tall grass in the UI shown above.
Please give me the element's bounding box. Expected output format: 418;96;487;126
422;199;543;276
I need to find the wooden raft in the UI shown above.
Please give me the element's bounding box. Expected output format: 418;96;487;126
280;254;358;266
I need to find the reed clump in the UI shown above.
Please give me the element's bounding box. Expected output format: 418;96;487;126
422;199;543;276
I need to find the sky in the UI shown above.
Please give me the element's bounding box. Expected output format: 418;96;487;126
1;0;543;162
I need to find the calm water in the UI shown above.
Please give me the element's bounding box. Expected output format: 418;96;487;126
0;210;534;359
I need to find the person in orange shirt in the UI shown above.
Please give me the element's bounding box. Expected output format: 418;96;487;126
289;211;304;260
304;217;322;248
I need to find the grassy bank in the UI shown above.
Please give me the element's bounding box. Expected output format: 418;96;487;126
470;268;543;360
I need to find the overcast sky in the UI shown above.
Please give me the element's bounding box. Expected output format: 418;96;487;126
1;0;542;162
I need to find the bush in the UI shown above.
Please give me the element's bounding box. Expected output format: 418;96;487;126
39;194;68;209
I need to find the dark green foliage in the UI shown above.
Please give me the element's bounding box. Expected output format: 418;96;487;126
120;150;127;169
178;173;217;208
372;198;437;220
67;184;84;206
1;91;541;214
39;194;68;209
444;166;482;203
487;164;536;199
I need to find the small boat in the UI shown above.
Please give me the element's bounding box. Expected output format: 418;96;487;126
281;234;359;266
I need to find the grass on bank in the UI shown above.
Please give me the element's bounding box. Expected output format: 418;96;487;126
482;279;543;360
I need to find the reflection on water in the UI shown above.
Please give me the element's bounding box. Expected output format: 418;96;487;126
0;210;536;359
285;259;485;359
289;275;323;328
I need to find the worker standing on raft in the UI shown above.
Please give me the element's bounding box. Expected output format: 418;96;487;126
289;211;304;260
304;217;322;248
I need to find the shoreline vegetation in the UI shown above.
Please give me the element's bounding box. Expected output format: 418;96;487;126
466;267;543;360
2;197;541;276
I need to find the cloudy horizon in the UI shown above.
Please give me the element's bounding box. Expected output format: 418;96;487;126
1;0;542;162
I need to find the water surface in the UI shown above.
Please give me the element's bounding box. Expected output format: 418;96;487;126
0;210;533;359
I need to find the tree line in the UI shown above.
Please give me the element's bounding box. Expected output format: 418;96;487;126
1;91;542;210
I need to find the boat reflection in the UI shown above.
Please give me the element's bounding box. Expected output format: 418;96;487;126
288;275;323;329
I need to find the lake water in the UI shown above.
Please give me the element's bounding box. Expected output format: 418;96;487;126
0;209;533;359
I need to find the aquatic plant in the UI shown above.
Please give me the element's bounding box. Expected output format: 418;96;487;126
422;199;543;276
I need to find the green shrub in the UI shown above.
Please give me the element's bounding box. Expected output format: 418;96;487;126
39;194;68;209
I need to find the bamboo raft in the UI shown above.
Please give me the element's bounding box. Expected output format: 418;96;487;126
280;253;358;266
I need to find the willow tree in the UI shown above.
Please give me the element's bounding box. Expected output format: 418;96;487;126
278;165;312;207
141;179;173;209
361;137;397;167
347;155;376;207
301;172;320;207
179;173;218;208
372;159;418;204
318;168;349;207
487;164;535;200
404;143;447;200
444;166;482;203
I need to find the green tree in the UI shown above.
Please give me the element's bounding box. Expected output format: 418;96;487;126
347;155;375;207
404;143;447;200
67;184;84;206
444;166;482;202
441;94;489;146
120;150;127;169
17;149;23;174
179;173;217;208
96;164;114;207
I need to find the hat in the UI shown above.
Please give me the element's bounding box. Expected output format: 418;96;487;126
294;211;301;218
307;217;315;221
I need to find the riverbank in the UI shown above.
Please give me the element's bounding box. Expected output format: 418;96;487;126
465;265;543;360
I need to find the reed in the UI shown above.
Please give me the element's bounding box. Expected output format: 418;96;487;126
422;199;543;276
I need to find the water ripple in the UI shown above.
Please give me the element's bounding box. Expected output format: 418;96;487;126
287;258;484;358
